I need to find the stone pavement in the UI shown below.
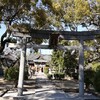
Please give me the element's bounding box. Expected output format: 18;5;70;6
1;72;100;100
28;72;67;100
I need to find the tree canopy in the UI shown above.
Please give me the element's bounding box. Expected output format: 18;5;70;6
0;0;100;30
0;0;100;53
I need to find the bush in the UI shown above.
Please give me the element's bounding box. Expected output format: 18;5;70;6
4;66;28;88
54;73;59;79
84;69;95;90
4;67;19;88
72;73;78;80
59;73;65;79
93;66;100;93
54;73;65;80
44;67;49;74
4;67;19;81
92;62;100;71
47;74;52;80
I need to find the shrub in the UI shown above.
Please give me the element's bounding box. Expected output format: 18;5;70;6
54;73;59;79
92;62;100;71
44;67;49;74
58;73;65;79
84;69;95;90
93;66;100;93
54;73;65;80
4;67;19;88
47;74;53;80
4;66;28;88
4;67;19;81
72;73;78;80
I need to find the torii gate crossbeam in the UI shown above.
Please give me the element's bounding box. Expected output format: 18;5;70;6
12;29;100;40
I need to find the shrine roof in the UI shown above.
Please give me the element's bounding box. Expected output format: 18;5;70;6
28;53;51;63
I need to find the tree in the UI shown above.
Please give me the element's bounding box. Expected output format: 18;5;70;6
51;50;64;72
0;0;100;53
0;0;31;53
0;0;100;76
41;0;100;30
51;40;78;76
0;0;100;96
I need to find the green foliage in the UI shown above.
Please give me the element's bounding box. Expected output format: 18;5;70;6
54;73;65;80
72;73;78;80
92;62;100;72
51;50;64;72
34;8;47;27
42;0;52;7
84;68;95;90
59;40;68;45
59;73;65;79
4;67;19;81
93;70;100;93
93;65;100;93
47;74;52;80
51;42;78;76
63;50;78;76
54;73;59;79
34;38;43;44
4;66;28;82
74;0;91;20
0;0;100;31
84;64;100;92
44;67;49;74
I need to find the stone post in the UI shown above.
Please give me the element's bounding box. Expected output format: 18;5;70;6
17;38;26;96
79;39;84;97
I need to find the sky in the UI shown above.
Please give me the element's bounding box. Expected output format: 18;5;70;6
39;42;52;55
0;24;6;37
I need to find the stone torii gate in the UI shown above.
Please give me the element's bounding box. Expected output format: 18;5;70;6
12;30;100;97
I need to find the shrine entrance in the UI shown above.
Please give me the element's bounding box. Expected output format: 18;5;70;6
28;55;48;73
37;67;43;72
12;29;100;97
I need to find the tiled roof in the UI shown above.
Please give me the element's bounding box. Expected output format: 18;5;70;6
27;53;40;61
27;53;51;62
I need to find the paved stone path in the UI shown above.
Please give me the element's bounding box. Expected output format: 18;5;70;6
30;72;67;100
2;72;100;100
26;72;100;100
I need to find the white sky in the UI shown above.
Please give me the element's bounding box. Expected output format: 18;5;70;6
38;42;52;55
0;24;6;37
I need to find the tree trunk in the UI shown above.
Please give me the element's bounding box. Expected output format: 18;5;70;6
0;29;11;53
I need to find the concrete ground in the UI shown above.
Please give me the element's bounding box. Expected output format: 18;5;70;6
0;72;100;100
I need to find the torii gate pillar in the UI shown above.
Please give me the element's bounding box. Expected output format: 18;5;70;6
17;39;26;96
79;39;84;97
